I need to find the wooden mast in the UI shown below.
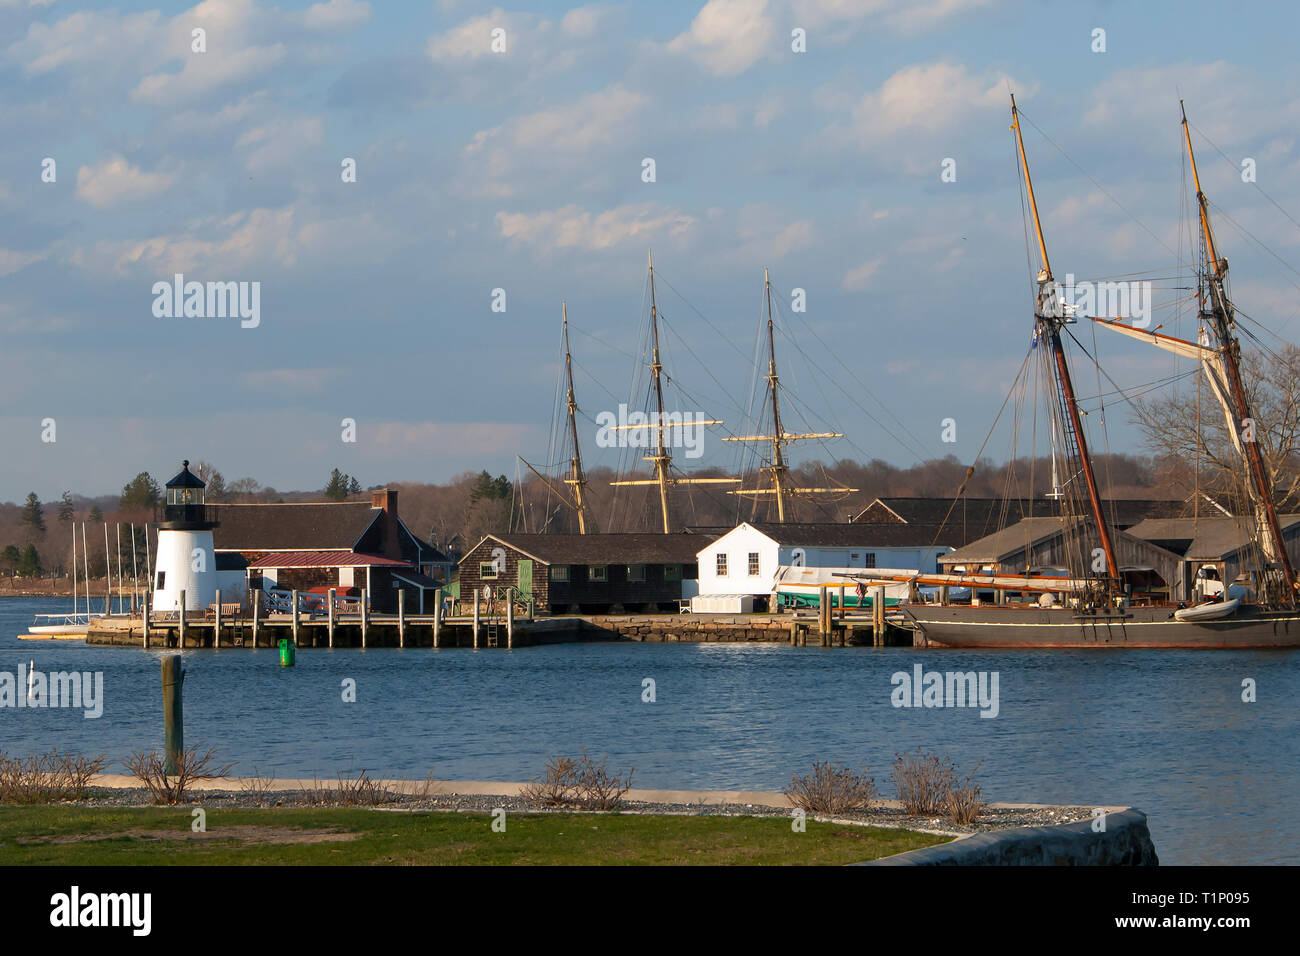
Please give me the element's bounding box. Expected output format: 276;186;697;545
725;268;849;520
561;301;589;533
1181;101;1296;597
609;249;738;532
518;301;593;533
1011;93;1119;587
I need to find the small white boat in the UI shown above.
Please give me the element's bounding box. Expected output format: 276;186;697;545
28;612;103;635
1174;597;1241;622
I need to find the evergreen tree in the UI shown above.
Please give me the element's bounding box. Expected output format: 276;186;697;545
89;504;103;522
348;476;361;496
121;472;161;510
17;544;41;576
324;468;348;501
57;491;74;522
0;545;19;577
22;493;45;537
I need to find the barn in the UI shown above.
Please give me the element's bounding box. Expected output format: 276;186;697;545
210;489;450;613
456;533;713;614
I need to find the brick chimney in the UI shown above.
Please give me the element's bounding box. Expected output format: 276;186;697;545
371;488;404;562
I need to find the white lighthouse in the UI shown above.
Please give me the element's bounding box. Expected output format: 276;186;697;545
152;460;218;613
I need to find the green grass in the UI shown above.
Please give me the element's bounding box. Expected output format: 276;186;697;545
0;805;949;865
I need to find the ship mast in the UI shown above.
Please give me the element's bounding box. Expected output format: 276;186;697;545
609;249;738;532
725;268;850;520
562;302;589;533
1011;94;1119;588
519;301;592;533
1181;101;1296;598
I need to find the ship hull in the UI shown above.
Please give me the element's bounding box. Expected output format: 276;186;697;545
902;603;1300;649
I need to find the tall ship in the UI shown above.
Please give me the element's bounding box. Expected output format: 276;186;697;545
850;96;1300;648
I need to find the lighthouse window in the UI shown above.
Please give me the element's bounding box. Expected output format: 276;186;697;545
156;571;166;590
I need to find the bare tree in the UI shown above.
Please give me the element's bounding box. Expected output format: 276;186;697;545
1133;344;1300;509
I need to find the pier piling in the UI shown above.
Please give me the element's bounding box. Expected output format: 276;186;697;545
361;589;368;648
252;590;260;648
398;590;406;648
178;591;186;648
433;589;442;648
327;588;336;648
214;589;221;648
161;656;184;776
292;589;300;645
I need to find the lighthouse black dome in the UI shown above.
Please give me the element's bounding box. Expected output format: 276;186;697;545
166;460;206;489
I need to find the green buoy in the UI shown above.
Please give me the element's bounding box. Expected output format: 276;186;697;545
279;638;296;667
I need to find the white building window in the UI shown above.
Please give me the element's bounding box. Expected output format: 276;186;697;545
479;562;499;580
864;553;876;568
748;552;760;576
551;565;569;582
716;553;728;577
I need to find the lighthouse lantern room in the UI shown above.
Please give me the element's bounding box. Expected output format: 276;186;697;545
152;459;218;613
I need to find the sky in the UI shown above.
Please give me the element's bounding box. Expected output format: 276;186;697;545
2;0;1300;502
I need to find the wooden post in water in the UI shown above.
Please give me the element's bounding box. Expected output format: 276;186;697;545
506;597;514;649
142;591;150;649
433;588;442;648
251;589;260;648
327;588;336;648
472;597;480;648
873;586;886;646
395;590;405;650
214;589;222;648
292;589;300;645
178;590;187;648
161;655;184;776
839;584;847;620
360;588;368;648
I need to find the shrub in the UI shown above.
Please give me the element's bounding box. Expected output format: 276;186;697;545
891;749;957;816
942;762;986;824
0;750;107;803
124;745;234;805
520;750;633;811
784;761;878;814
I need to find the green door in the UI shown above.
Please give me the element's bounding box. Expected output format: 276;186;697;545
517;559;533;601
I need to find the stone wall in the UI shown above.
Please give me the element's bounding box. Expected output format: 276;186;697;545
860;808;1158;866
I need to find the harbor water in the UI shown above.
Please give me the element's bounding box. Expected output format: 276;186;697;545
2;597;1296;864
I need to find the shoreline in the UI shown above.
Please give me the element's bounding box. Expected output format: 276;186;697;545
70;774;1117;838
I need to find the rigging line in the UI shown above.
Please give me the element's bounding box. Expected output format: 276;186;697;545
1188;118;1300;236
924;346;1037;557
654;270;756;365
1016;107;1180;261
1206;198;1300;286
770;286;934;463
571;325;640;363
656;312;752;420
771;318;933;464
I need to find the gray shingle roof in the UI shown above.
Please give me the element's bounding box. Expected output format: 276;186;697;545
210;502;380;551
468;533;715;566
1127;514;1300;560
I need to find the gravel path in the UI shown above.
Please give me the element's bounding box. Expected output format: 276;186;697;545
42;786;1096;837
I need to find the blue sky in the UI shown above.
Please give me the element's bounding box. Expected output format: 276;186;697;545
3;0;1299;500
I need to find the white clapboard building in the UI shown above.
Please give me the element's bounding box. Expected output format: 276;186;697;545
691;522;960;611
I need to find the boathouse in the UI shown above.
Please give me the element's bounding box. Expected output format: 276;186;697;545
456;533;712;614
694;521;964;609
850;496;1188;531
937;515;1186;601
1126;513;1300;598
210;489;450;613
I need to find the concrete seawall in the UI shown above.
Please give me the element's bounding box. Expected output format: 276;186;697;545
860;808;1158;866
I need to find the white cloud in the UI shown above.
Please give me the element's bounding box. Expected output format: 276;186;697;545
792;0;994;35
427;7;519;61
666;0;775;77
75;156;178;208
236;115;325;175
299;0;372;31
0;248;47;278
842;257;882;291
496;203;697;252
561;4;610;38
853;60;1013;137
